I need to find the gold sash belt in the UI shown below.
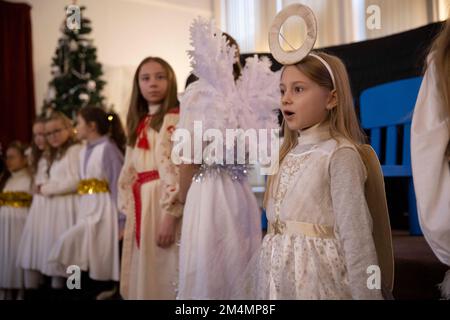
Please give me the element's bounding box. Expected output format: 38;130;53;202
268;219;334;239
0;192;32;208
77;179;109;195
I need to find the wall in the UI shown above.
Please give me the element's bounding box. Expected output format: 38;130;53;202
8;0;213;119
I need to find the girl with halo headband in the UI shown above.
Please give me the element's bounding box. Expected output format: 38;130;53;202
47;106;126;296
411;17;450;299
235;3;394;300
174;18;280;299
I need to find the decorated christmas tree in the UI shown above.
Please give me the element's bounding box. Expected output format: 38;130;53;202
43;4;106;118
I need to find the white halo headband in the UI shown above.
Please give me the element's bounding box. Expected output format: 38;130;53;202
269;4;336;89
309;53;336;89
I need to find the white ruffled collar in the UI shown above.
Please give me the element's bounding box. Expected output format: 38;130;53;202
298;121;331;145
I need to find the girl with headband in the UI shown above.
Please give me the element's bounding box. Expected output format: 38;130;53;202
236;4;389;300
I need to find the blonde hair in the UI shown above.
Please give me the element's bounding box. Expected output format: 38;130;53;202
45;111;77;165
264;51;366;207
126;57;179;146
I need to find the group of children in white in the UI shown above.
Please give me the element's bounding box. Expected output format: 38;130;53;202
0;4;449;300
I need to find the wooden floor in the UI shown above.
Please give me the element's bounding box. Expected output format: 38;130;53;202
392;230;448;300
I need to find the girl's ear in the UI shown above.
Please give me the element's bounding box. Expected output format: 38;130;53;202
326;89;338;110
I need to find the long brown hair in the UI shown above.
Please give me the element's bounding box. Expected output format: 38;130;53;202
0;141;29;192
45;111;78;165
427;18;450;128
223;32;242;81
264;51;366;207
79;106;127;154
30;116;47;175
126;57;179;146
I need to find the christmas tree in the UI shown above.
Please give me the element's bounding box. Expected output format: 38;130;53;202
43;4;106;118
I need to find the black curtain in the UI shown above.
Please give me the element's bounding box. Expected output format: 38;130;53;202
0;0;35;150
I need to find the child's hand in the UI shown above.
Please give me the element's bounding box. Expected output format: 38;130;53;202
156;214;178;248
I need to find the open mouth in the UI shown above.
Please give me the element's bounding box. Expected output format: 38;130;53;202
283;110;295;117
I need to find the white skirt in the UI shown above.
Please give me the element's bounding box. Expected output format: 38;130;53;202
0;206;28;289
178;173;262;299
17;194;78;277
48;193;120;281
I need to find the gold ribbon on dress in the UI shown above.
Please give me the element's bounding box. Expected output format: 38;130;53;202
0;191;33;208
268;219;334;239
77;179;109;195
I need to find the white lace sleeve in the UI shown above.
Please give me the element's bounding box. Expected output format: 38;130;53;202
118;146;136;217
330;147;383;300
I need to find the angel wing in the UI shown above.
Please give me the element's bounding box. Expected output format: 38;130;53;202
236;55;280;131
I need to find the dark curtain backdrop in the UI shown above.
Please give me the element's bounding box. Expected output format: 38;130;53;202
0;0;35;152
242;21;444;112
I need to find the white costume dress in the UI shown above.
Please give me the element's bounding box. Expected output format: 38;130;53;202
18;144;81;280
48;137;123;281
0;169;32;290
411;56;450;297
235;124;383;300
176;18;280;299
17;157;50;279
118;107;183;300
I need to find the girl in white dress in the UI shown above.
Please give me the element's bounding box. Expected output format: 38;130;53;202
238;52;383;300
176;19;279;300
118;57;183;299
18;111;81;289
48;107;126;287
411;18;450;299
16;117;48;291
0;142;32;300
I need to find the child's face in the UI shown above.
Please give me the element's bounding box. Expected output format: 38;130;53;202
75;115;92;141
6;148;27;172
138;61;169;105
280;65;332;131
45;119;71;148
33;122;46;151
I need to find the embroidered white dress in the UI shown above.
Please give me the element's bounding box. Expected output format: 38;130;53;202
236;124;382;300
0;169;32;289
119;109;183;300
48;137;123;281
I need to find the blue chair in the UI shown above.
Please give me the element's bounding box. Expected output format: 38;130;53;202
261;208;268;231
360;77;423;235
